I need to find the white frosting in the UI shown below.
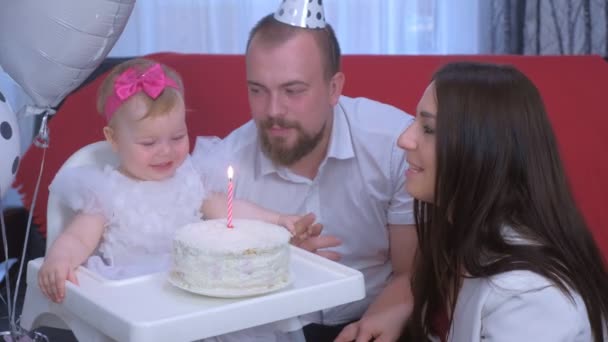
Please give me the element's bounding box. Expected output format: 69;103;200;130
171;219;291;294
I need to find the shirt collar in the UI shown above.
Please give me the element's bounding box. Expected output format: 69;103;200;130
328;99;356;160
257;98;355;177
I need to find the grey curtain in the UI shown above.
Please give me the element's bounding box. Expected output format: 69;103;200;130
489;0;608;55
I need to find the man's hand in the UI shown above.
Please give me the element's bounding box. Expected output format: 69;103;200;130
334;302;411;342
289;213;342;261
336;269;414;342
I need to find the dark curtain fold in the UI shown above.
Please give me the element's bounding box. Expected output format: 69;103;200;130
489;0;608;56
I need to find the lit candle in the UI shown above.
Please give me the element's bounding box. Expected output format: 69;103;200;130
227;166;234;228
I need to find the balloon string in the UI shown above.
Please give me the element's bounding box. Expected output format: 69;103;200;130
11;111;50;330
0;188;14;336
10;148;46;329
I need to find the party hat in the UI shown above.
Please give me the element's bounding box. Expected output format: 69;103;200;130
273;0;326;29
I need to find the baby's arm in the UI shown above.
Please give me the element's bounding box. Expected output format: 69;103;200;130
201;192;311;236
202;192;282;224
38;213;105;303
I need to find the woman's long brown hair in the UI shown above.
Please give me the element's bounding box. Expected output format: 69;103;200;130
404;62;608;341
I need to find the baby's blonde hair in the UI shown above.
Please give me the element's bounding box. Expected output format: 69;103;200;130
97;58;185;125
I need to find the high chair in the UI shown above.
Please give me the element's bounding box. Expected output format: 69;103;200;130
20;141;119;341
19;141;365;342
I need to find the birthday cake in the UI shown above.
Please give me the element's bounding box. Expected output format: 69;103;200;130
169;218;292;297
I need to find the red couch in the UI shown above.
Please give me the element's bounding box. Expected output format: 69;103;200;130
14;53;608;259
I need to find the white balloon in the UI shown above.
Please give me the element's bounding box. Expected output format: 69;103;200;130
0;89;20;198
0;0;135;108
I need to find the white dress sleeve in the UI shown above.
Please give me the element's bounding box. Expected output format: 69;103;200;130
48;165;110;218
481;280;592;341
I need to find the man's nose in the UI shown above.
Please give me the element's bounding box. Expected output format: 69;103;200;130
267;93;286;118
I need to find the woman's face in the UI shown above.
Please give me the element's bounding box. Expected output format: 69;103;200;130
397;82;437;203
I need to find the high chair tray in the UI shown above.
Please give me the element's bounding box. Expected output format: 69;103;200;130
25;246;365;342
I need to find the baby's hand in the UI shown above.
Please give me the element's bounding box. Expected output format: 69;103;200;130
276;214;302;236
277;213;322;245
38;256;79;303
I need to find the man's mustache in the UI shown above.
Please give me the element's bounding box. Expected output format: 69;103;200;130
261;117;300;130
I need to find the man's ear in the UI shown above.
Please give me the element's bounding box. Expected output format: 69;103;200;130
103;126;118;152
329;71;345;106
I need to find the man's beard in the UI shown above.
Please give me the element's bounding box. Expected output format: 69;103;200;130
257;117;326;166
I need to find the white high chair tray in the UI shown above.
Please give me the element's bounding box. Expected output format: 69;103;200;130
25;246;365;342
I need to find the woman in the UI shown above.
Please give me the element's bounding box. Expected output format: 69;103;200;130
397;62;608;341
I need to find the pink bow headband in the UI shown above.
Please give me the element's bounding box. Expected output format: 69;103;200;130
103;63;180;121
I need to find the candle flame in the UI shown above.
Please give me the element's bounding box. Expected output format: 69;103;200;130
227;165;234;179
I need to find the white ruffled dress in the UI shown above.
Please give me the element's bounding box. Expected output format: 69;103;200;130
50;152;304;341
49;157;205;280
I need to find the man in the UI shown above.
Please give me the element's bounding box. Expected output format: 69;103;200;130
194;10;416;342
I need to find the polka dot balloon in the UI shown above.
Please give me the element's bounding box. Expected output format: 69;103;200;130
274;0;326;29
0;89;21;198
